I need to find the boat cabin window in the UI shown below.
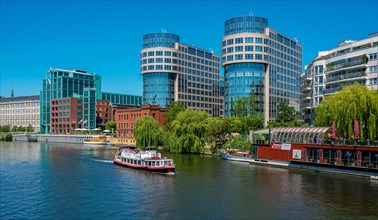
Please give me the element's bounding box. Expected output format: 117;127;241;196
138;160;141;165
152;161;156;166
164;161;168;165
156;161;160;166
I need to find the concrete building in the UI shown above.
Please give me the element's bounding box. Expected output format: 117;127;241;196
324;32;378;95
0;95;40;132
115;105;167;145
221;16;302;125
301;52;327;125
301;32;378;123
50;97;82;134
140;33;223;117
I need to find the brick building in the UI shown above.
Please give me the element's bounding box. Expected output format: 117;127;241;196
115;105;167;145
50;97;83;134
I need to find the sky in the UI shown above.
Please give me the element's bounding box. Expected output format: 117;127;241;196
1;0;377;97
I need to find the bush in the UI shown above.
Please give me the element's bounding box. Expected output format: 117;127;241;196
1;133;13;142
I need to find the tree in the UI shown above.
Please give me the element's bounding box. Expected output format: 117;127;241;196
1;125;10;132
268;102;306;128
134;116;164;148
170;109;210;153
314;83;378;140
164;102;185;130
230;95;263;134
26;124;34;132
225;134;251;151
208;118;231;150
105;120;117;131
11;126;18;132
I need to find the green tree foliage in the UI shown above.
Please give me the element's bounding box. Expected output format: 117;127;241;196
164;102;185;130
268;102;306;128
170;109;210;153
208;118;230;149
134;116;164;148
26;124;34;132
314;83;378;140
0;133;13;141
225;134;251;151
105;120;117;131
230;95;263;133
1;125;10;132
11;126;18;132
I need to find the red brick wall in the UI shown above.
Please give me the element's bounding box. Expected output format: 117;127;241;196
115;105;167;139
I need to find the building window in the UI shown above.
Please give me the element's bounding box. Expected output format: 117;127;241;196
235;38;243;44
245;37;253;43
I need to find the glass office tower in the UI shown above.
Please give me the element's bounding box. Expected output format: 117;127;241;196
40;68;101;132
141;33;223;117
222;16;302;125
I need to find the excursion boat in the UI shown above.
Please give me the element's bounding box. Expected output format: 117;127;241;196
113;147;176;175
83;136;110;145
221;150;253;162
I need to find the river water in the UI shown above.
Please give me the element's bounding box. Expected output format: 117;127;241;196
1;142;377;219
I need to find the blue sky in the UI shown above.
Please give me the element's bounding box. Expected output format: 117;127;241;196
1;0;377;97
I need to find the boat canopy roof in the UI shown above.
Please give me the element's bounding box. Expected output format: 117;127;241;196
270;127;331;144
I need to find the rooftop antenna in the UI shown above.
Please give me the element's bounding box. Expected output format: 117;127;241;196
249;11;254;16
11;83;14;97
209;48;214;53
161;28;167;33
294;37;298;42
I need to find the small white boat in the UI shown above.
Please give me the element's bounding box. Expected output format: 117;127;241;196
83;136;110;145
114;147;176;174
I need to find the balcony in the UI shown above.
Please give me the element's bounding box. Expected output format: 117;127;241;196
300;85;312;92
326;59;367;74
326;71;367;84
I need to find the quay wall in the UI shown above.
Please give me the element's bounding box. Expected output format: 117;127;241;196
37;134;95;144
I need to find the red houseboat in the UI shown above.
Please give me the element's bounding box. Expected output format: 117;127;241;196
256;127;378;174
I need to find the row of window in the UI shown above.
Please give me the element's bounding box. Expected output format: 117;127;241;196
141;59;219;73
223;37;264;46
0;115;39;119
0;102;39;108
141;54;219;68
142;49;219;63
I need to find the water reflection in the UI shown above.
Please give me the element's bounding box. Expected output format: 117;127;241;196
1;142;377;219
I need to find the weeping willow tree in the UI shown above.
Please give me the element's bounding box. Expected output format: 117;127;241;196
171;109;210;153
134;116;164;148
314;83;378;140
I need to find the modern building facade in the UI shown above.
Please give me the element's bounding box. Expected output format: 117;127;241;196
301;52;327;125
140;33;223;117
102;92;142;107
0;95;40;132
40;68;101;133
301;32;378;123
324;32;378;95
115;105;167;145
222;16;302;125
50;97;82;134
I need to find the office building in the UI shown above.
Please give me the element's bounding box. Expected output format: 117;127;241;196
222;16;302;125
0;95;40;132
140;33;223;117
50;97;82;134
301;32;378;123
40;68;101;132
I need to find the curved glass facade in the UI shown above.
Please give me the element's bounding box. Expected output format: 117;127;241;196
224;16;268;36
143;72;175;107
225;63;265;116
143;33;180;49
